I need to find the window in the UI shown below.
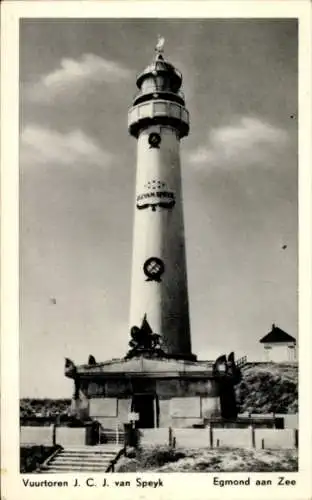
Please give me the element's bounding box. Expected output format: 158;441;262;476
153;102;167;115
139;103;153;118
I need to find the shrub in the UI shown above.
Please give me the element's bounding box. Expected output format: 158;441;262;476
20;445;61;473
139;446;186;469
236;363;298;414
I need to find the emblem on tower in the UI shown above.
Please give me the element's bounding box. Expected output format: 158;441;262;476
143;257;165;282
136;181;175;211
148;132;161;148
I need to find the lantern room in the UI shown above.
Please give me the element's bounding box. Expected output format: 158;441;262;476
128;50;189;139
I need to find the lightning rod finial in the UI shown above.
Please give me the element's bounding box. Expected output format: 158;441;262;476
155;35;165;54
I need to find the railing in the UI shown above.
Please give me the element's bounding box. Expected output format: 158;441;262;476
128;100;189;129
116;422;119;446
133;88;185;102
106;448;126;472
38;445;63;472
236;355;248;368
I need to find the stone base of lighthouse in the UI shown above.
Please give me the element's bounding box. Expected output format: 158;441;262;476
66;356;225;430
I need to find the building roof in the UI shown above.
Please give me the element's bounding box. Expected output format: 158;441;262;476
65;356;215;380
259;324;296;344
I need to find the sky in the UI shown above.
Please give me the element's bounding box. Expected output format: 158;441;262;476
19;19;298;398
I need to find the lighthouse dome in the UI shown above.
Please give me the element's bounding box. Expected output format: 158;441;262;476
136;53;182;93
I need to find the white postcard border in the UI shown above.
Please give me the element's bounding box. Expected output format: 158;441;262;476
1;2;311;499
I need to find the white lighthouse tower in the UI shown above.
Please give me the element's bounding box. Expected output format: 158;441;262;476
128;40;195;361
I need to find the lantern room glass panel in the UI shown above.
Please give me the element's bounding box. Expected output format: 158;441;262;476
141;78;157;93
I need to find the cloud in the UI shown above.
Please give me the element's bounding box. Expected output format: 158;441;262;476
188;117;288;169
25;53;132;103
21;125;112;168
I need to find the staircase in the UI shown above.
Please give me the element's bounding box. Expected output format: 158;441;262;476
101;428;125;445
41;446;122;473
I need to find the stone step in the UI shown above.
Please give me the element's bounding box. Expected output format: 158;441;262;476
40;446;123;473
54;452;116;459
102;433;125;437
56;451;117;457
58;448;120;456
47;460;113;467
53;456;115;462
103;437;125;439
103;433;125;436
43;463;111;471
103;438;125;442
62;445;121;453
52;457;112;466
49;461;112;468
45;464;112;472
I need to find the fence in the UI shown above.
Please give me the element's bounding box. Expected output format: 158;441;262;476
21;415;298;450
140;426;298;450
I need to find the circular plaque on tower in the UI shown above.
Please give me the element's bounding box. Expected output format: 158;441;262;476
148;132;161;148
143;257;165;282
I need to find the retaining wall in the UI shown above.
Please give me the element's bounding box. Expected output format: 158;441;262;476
139;427;298;449
174;428;211;448
55;427;86;446
20;426;86;447
140;428;170;446
254;429;295;450
20;426;53;446
276;413;298;429
213;428;252;448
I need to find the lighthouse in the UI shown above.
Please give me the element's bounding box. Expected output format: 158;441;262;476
128;40;195;361
65;40;243;431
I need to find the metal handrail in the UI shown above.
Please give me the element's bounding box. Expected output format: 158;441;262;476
236;355;248;367
39;444;63;472
106;447;125;473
